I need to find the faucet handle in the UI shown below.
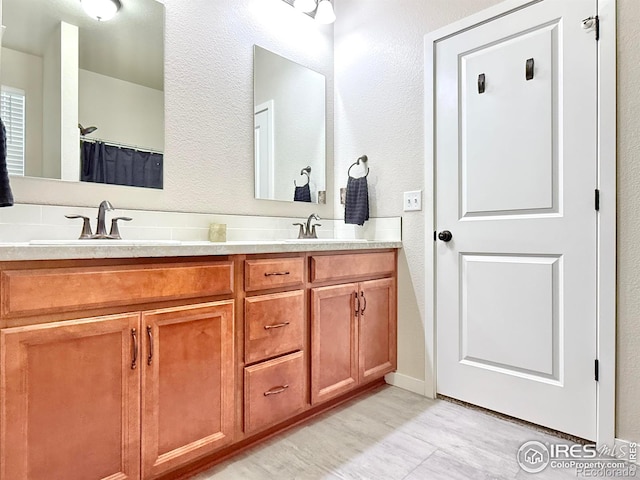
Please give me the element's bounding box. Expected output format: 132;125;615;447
310;224;322;239
293;223;305;239
65;215;93;239
109;217;132;240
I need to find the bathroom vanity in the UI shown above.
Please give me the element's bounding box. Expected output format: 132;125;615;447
0;243;398;480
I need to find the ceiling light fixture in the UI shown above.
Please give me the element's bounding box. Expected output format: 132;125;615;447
81;0;122;21
283;0;336;24
314;0;336;24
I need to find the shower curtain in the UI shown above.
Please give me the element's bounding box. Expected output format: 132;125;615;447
81;141;163;189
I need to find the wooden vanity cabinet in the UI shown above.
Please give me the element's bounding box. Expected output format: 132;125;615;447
357;278;397;384
141;302;235;479
0;313;142;480
0;260;237;480
310;252;397;405
242;256;307;436
0;249;397;480
310;283;359;404
244;290;304;364
244;351;305;434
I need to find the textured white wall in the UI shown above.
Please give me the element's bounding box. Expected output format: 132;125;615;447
79;69;164;152
0;47;44;177
616;0;640;444
334;0;501;386
9;0;334;217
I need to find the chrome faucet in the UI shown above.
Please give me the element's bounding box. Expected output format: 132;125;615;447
65;200;132;239
293;214;321;239
95;200;114;237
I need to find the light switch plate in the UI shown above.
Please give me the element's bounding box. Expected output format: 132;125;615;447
403;190;422;211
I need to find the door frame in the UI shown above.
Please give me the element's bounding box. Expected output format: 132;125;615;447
254;100;275;199
424;0;616;446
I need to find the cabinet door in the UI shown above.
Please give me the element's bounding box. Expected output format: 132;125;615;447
358;278;397;383
142;301;235;479
310;284;358;404
0;313;141;480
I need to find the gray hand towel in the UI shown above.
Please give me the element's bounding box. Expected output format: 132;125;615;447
0;118;14;207
345;176;369;225
294;184;312;202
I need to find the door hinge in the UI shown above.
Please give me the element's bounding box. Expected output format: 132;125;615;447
595;359;599;382
595;189;600;211
582;15;600;41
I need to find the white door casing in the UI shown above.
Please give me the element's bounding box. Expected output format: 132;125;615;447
254;100;275;199
426;0;615;442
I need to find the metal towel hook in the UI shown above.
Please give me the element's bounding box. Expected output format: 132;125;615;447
294;166;311;187
348;155;369;178
478;73;486;94
526;58;535;80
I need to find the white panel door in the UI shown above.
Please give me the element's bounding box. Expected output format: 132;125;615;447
435;0;597;440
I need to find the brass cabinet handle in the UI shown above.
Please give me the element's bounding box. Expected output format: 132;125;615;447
264;385;289;396
264;271;290;277
146;326;153;366
360;291;367;315
264;322;290;330
131;328;138;370
354;291;360;316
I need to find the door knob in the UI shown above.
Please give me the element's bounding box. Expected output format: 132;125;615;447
438;230;453;242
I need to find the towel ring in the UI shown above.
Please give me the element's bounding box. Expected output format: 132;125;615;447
348;155;369;178
294;166;311;187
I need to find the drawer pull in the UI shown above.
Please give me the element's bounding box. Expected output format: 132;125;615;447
264;271;290;277
264;385;289;396
131;328;138;370
264;322;291;330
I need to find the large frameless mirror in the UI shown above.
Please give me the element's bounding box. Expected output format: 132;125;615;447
0;0;165;189
253;45;326;203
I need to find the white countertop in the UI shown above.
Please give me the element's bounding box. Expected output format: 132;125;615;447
0;239;403;261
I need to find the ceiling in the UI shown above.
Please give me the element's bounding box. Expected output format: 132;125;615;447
2;0;164;90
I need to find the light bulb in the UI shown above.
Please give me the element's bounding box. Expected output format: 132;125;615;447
294;0;317;13
315;0;336;24
81;0;121;21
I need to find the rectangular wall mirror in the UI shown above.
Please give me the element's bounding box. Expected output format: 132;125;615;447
0;0;165;189
253;45;326;203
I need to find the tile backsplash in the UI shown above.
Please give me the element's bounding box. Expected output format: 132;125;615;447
0;204;401;243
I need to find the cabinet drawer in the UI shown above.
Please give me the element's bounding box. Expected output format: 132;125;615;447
245;257;305;292
1;261;234;318
245;290;304;364
244;351;305;434
310;252;395;283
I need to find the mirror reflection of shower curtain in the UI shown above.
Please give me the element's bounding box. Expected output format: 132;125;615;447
81;141;163;189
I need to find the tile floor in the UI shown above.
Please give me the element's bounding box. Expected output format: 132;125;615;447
194;386;628;480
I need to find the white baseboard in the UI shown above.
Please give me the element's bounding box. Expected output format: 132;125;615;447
384;372;425;395
613;438;639;465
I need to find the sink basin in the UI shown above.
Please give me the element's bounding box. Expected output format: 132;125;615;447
284;238;368;243
29;239;182;246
